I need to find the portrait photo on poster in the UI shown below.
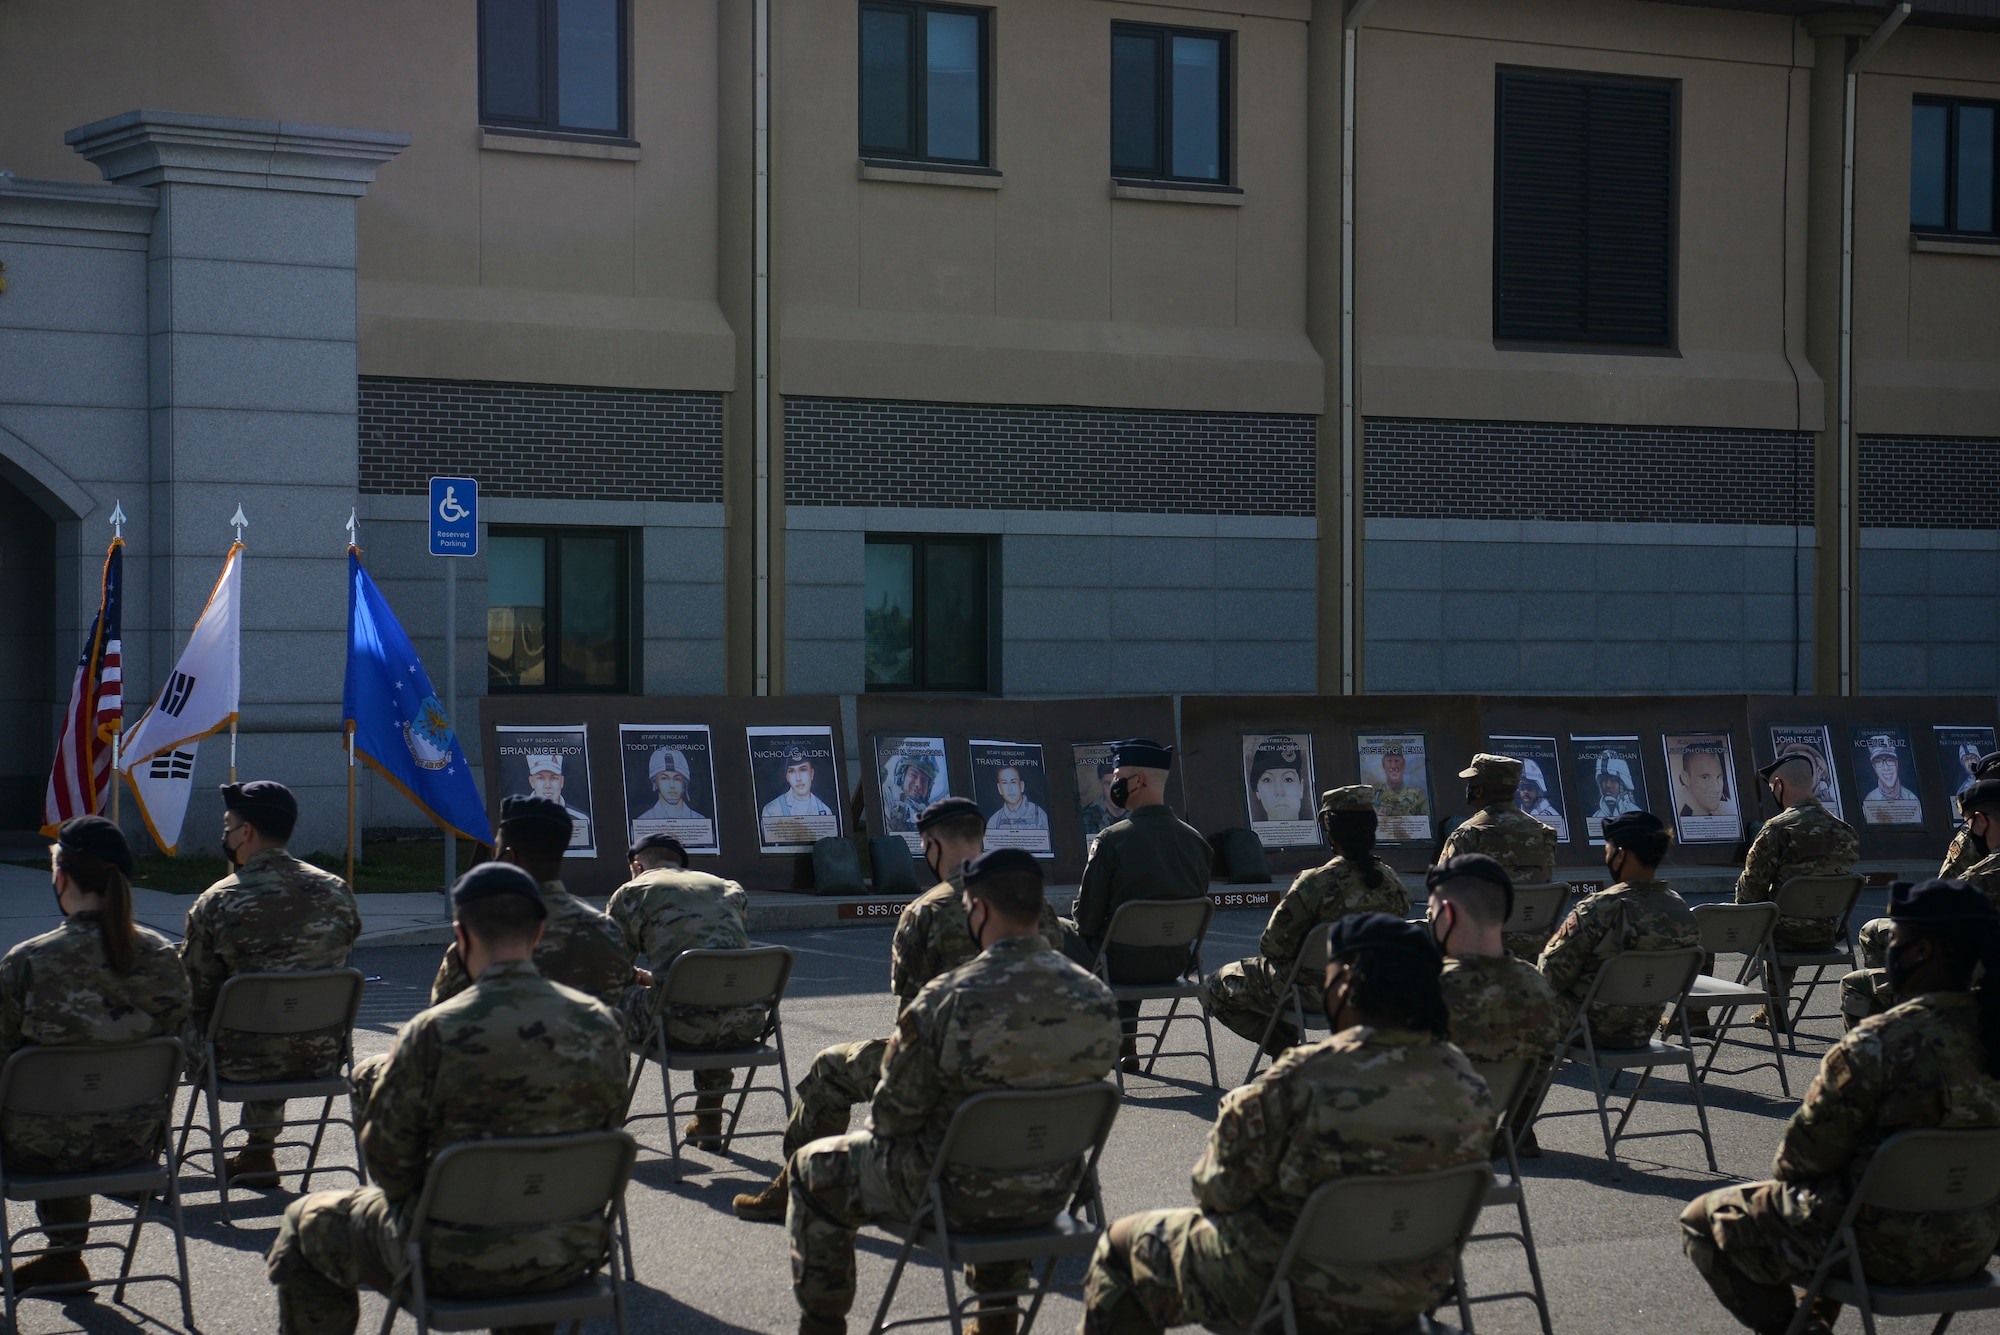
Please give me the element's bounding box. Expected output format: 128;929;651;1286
1356;733;1431;843
1850;724;1925;828
1663;732;1741;843
1933;725;1997;804
1569;735;1649;846
875;735;951;853
1487;735;1569;842
968;740;1053;857
618;724;720;856
1241;732;1319;849
747;725;842;854
1766;724;1845;821
494;723;596;857
1072;741;1129;852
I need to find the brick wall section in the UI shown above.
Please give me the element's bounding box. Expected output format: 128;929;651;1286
1861;435;2000;529
358;376;724;501
1364;417;1814;524
783;396;1316;514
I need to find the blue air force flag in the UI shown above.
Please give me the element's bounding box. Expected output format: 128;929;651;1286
343;549;492;844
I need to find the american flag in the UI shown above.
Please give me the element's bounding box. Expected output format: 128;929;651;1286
41;542;123;835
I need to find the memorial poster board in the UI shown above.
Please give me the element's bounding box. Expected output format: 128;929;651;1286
874;735;951;854
1357;732;1431;843
1849;724;1925;829
969;739;1054;857
1242;732;1320;849
1569;735;1649;846
1663;732;1742;844
1934;725;1998;806
1765;723;1846;820
747;725;843;853
493;723;597;857
617;724;720;856
1488;734;1569;842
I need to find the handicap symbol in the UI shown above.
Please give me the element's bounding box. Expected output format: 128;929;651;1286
437;487;471;524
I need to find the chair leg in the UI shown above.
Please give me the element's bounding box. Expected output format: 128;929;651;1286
115;1189;146;1298
722;1068;756;1150
939;1244;965;1335
351;1088;371;1186
208;1076;232;1223
1200;1003;1220;1090
302;1094;334;1191
1683;1056;1719;1171
1579;1034;1619;1169
1764;999;1792;1097
867;1234;920;1335
168;1165;196;1329
2;1214;18;1331
662;1063;684;1183
1453;1258;1474;1332
1143;997;1170;1075
619;1197;636;1283
1608;1067;1655;1145
1245;1006;1281;1086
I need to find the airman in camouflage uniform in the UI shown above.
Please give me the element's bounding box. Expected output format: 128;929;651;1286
1736;755;1860;961
1203;786;1407;1053
788;849;1120;1335
1439;754;1560;959
1;818;192;1290
266;863;629;1335
184;782;361;1182
1081;913;1493;1335
1538;811;1699;1049
1682;878;2000;1335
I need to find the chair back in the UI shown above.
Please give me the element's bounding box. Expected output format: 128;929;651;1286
928;1082;1121;1182
1292;920;1336;984
0;1037;184;1120
1100;899;1212;961
1693;902;1779;957
658;946;793;1012
415;1130;638;1231
1283;1162;1493;1269
1851;1127;2000;1217
1505;884;1571;938
1469;1058;1537;1122
212;969;365;1038
1774;874;1865;924
1583;947;1704;1008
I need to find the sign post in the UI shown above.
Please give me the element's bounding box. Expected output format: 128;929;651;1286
429;477;479;890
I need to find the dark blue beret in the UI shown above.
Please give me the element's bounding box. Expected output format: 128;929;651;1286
221;780;296;823
450;862;547;918
1887;878;1999;925
500;794;573;840
58;815;135;878
916;796;983;832
961;847;1043;886
1603;810;1668;846
1109;738;1173;771
1426;853;1512;895
1326;912;1441;972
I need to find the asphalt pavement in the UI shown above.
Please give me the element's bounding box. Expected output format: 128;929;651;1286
7;902;1999;1335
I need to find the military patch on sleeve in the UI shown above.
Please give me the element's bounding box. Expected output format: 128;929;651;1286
1240;1091;1267;1141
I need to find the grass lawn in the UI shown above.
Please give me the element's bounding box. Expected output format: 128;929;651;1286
13;835;480;896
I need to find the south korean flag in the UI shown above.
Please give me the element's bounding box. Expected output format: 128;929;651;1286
127;744;202;855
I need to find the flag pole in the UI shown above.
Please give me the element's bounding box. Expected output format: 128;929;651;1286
346;724;357;893
228;505;247;785
110;733;120;822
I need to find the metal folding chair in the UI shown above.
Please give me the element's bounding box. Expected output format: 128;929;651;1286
1090;899;1218;1089
1769;874;1866;1043
1215;1161;1493;1335
867;1082;1121;1335
0;1038;193;1328
175;967;367;1221
623;945;794;1182
1542;947;1716;1172
376;1129;638;1335
1503;883;1572;957
1464;1058;1553;1335
1688;902;1790;1095
1783;1126;2000;1335
1241;921;1335;1085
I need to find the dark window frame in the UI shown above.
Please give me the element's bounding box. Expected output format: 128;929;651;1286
1492;65;1680;353
863;534;993;694
486;524;636;695
857;1;993;169
478;0;632;141
1912;95;2000;238
1109;21;1234;186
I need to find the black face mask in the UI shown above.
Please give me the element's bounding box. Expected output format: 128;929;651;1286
1885;940;1926;997
1970;821;1991;859
1428;904;1454;952
1108;778;1132;808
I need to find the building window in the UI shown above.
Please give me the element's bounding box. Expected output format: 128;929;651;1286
865;536;989;691
1110;24;1230;183
1913;97;1997;236
480;0;628;138
859;2;990;167
1494;69;1676;348
487;528;631;692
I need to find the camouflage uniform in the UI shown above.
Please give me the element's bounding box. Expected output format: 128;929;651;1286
782;873;1066;1160
1202;855;1407;1049
1734;799;1860;953
1440;953;1565;1129
1844;852;2000;1023
266;960;629;1335
1537;880;1699;1048
1939;824;1983;881
605;868;763;1103
1080;1026;1494;1334
431;880;632;1010
183;849;362;1151
1065;804;1212;1043
1374;785;1429;819
787;935;1119;1323
1439;804;1560;959
0;915;191;1253
1682;991;2000;1333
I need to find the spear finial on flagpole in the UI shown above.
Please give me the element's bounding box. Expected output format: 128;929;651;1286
346;508;358;551
230;505;249;544
109;501;126;542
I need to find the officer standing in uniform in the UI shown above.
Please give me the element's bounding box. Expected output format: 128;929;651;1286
1203;785;1406;1056
1538;811;1698;1049
1682;879;2000;1335
607;831;762;1147
735;797;1065;1222
429;795;636;1010
0;818;191;1293
1735;755;1861;1021
183;781;361;1190
1079;914;1494;1335
1062;739;1211;1069
265;863;629;1335
1438;754;1559;958
786;849;1119;1335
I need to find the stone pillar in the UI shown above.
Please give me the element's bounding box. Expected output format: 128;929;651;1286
66;111;406;854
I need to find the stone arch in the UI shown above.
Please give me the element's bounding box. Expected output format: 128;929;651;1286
0;420;94;522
